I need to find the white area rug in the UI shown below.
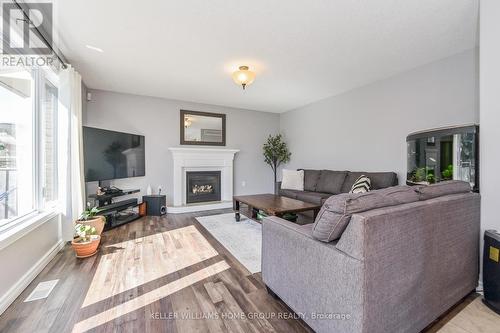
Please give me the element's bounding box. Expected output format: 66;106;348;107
196;213;262;274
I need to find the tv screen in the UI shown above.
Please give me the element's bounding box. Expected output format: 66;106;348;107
83;126;145;182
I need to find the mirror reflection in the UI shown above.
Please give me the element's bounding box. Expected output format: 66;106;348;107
180;110;226;145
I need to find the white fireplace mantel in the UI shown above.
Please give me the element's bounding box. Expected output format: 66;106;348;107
168;147;239;213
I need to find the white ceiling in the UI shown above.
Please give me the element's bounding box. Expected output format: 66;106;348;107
54;0;478;113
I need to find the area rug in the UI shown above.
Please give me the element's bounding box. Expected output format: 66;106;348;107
196;213;262;274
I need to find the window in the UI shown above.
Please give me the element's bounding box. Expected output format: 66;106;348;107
0;68;59;228
40;80;58;206
0;69;34;224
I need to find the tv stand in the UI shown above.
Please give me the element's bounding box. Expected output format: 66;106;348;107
89;189;141;230
89;188;140;206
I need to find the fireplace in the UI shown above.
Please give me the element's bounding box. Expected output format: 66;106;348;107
186;171;221;204
169;148;239;212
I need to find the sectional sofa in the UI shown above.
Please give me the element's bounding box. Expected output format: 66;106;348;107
277;169;399;205
262;181;480;333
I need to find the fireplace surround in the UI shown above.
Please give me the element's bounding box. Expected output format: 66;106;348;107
168;147;239;213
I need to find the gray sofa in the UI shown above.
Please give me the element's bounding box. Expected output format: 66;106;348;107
277;169;398;205
262;181;480;333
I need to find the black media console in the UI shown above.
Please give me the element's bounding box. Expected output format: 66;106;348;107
88;189;141;231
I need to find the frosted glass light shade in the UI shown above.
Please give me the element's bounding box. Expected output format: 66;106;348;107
232;66;256;89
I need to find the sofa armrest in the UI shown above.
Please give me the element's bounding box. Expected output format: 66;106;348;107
263;216;313;238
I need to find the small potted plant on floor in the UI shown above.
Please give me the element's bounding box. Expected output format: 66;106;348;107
71;224;100;258
77;204;105;235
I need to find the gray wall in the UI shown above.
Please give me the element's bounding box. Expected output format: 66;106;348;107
0;215;61;314
83;90;280;205
280;48;479;183
480;1;500;283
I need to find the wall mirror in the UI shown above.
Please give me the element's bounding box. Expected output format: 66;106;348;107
180;110;226;146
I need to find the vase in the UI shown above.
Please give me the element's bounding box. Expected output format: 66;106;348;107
77;216;106;235
71;235;101;258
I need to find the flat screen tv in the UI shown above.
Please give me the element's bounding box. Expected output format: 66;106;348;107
83;126;145;182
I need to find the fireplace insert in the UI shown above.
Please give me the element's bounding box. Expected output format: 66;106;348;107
186;171;221;204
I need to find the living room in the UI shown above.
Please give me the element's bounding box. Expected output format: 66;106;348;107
0;1;499;332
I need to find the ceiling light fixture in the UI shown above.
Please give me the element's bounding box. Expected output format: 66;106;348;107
232;66;255;90
86;45;104;53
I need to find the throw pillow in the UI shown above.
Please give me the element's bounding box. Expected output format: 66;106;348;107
281;169;304;191
349;175;371;193
312;185;420;242
415;180;471;200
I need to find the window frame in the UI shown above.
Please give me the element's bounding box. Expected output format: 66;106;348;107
37;69;59;210
0;67;60;232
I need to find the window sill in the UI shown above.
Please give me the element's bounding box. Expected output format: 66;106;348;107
0;210;60;251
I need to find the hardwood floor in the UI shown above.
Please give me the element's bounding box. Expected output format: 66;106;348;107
0;210;312;333
0;209;498;333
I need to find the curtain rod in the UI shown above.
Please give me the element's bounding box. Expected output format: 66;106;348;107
12;0;68;69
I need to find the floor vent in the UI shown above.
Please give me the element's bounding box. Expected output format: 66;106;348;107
24;279;59;302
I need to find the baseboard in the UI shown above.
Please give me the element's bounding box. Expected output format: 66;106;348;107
0;239;65;315
477;279;484;294
167;201;233;214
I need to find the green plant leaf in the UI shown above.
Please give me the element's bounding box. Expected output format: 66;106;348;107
263;134;291;179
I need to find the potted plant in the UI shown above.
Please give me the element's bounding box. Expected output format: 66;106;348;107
78;204;105;235
263;134;291;194
71;224;100;258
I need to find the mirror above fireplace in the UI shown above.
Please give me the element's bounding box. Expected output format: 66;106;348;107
180;110;226;146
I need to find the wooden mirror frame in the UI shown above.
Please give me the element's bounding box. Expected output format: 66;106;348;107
180;110;226;146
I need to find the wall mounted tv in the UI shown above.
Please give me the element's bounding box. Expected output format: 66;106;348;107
83;126;145;182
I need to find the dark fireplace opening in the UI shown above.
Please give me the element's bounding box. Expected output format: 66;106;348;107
186;171;221;204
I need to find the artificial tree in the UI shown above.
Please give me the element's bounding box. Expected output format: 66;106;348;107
263;134;291;193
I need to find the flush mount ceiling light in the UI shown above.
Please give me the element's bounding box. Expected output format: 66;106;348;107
232;66;256;90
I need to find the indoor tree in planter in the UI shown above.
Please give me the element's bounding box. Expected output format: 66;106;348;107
71;224;100;258
263;134;291;194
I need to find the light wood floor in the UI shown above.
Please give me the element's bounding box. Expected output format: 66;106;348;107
0;209;498;333
428;296;500;333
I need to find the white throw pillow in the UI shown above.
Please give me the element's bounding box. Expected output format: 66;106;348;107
281;169;304;191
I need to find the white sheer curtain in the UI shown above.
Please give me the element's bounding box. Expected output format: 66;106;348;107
58;65;84;241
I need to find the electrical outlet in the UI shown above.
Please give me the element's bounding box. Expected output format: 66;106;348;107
241;180;246;187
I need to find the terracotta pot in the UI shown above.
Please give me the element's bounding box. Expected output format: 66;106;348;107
77;216;106;235
71;236;101;258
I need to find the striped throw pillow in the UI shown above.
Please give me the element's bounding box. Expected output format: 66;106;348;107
350;175;371;194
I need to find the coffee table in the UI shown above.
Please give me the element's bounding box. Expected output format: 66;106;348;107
232;193;321;222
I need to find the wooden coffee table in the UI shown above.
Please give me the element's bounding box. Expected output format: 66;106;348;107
232;193;321;222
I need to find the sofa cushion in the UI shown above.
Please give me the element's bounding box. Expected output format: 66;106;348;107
312;186;419;242
295;191;332;205
316;170;347;194
281;169;304;191
300;169;322;192
416;180;471;200
341;171;397;192
279;188;302;199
